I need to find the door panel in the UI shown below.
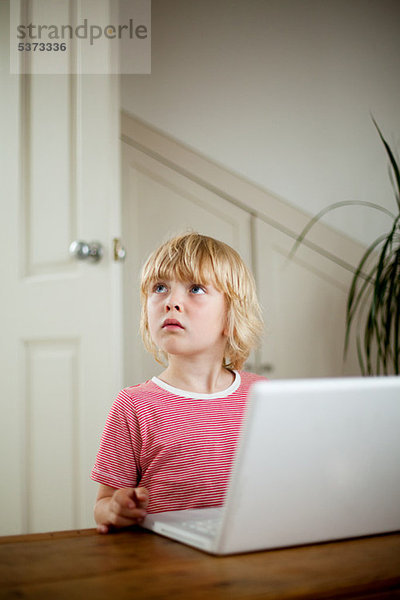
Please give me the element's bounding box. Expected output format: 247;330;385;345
25;339;79;532
24;75;75;274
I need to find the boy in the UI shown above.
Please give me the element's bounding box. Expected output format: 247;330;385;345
92;232;266;533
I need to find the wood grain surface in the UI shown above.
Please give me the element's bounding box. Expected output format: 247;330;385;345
1;528;400;599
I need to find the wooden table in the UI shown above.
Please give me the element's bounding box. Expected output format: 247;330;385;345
1;527;400;599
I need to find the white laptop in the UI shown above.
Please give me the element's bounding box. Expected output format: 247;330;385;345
141;377;400;555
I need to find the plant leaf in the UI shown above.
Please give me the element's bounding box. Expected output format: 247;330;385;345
289;201;395;259
394;265;400;374
381;254;398;362
344;234;388;357
372;217;399;324
372;261;393;373
290;119;400;375
344;261;377;358
369;225;398;373
364;306;376;375
356;335;366;376
372;117;400;210
346;233;386;312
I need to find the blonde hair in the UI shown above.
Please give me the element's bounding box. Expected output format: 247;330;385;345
140;232;263;371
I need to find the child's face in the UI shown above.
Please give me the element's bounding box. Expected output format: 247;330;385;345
146;278;228;362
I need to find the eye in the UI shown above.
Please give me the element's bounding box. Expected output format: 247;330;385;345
153;283;168;293
190;284;206;295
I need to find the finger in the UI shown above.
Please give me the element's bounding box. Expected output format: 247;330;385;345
114;488;139;509
134;487;149;508
97;524;110;534
116;506;147;521
109;513;145;528
111;496;146;519
115;487;149;511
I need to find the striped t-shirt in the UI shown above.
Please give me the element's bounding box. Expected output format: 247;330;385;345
91;370;266;513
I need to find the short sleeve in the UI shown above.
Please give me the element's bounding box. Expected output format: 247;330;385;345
91;389;141;489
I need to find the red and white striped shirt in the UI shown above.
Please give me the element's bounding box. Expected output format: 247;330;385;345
91;371;266;513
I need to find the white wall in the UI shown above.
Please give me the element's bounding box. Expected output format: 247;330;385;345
120;0;400;247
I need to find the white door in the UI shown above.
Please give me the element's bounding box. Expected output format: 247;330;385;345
121;142;254;386
255;218;360;379
0;2;121;534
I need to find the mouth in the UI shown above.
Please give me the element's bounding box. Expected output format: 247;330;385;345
162;319;184;329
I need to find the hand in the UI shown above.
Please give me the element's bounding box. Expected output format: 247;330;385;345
97;487;149;534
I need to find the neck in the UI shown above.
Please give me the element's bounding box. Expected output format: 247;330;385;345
158;356;234;394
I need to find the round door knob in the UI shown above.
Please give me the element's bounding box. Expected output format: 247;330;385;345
69;240;103;263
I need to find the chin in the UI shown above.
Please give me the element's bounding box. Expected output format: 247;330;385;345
160;343;186;355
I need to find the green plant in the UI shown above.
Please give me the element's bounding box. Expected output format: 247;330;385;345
290;120;400;375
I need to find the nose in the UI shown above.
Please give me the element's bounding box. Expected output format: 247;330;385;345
165;287;183;312
166;301;182;312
